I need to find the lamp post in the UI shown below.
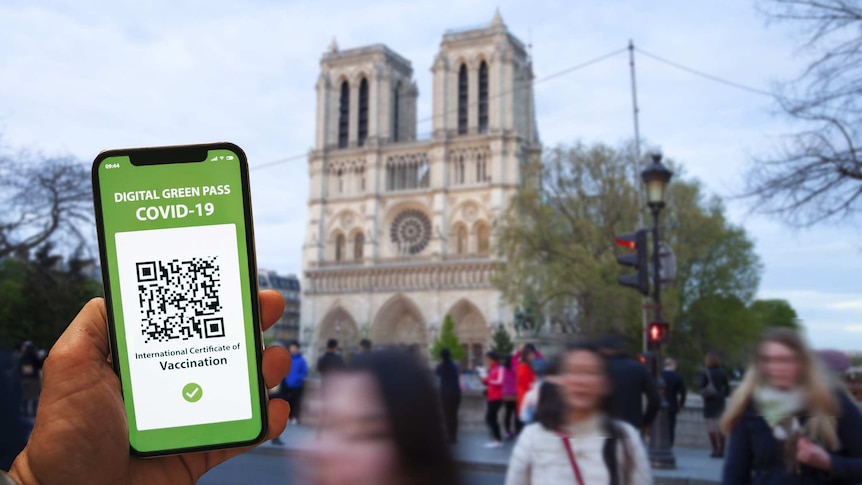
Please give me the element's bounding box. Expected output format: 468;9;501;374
642;152;675;469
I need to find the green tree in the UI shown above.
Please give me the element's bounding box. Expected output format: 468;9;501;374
431;315;465;362
491;324;515;357
0;244;102;349
495;142;763;362
749;299;801;329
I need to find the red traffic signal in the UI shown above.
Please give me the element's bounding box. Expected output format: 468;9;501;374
615;229;649;296
647;322;669;344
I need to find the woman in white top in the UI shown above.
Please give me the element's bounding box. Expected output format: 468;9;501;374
505;343;653;485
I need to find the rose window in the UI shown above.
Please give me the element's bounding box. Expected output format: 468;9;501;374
390;209;432;255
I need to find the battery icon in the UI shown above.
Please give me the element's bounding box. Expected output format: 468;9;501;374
226;155;234;160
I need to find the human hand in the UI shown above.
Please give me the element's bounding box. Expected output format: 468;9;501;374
796;436;832;472
8;291;291;485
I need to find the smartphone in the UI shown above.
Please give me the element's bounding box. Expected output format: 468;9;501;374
92;142;267;456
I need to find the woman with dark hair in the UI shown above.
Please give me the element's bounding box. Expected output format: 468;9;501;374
700;351;731;458
308;350;461;485
505;343;651;485
482;350;505;448
721;328;862;484
435;347;461;444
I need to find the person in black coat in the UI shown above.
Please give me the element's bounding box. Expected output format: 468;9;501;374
600;336;660;431
663;357;687;446
701;351;731;457
1;349;27;471
721;327;862;484
435;348;461;444
317;338;346;375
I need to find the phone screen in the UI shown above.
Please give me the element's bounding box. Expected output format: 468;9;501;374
93;144;265;455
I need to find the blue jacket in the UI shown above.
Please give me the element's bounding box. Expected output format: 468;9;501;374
284;353;308;388
722;392;862;484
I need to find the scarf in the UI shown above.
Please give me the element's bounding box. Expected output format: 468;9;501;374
754;385;805;439
754;385;806;473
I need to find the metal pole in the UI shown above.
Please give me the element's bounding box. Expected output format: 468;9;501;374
629;40;649;354
647;204;675;469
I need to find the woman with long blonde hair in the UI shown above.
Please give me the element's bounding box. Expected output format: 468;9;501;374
721;327;862;484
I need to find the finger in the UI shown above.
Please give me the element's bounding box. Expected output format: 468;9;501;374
259;290;285;332
264;397;291;440
262;345;291;388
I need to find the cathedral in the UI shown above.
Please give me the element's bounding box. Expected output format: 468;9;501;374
301;12;540;366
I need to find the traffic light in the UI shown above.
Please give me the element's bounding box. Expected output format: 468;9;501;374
647;322;669;344
615;229;649;295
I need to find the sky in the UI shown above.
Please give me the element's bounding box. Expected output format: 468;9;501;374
2;0;861;350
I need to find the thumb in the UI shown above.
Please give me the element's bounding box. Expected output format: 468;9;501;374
46;298;111;369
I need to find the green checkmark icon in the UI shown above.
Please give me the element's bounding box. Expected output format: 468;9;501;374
182;382;202;403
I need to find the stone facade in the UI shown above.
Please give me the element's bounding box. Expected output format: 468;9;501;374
301;12;541;365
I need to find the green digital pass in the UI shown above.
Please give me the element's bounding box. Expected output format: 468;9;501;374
92;143;266;456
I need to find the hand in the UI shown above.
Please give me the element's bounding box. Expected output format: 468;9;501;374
8;291;291;485
796;436;832;472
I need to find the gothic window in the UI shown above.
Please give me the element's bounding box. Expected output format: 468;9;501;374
390;209;432;255
338;81;349;148
335;233;346;262
478;61;489;133
457;64;468;135
385;153;430;191
393;81;401;142
476;149;488;183
476;222;490;255
336;168;344;194
358;77;369;146
455;224;468;255
449;146;491;185
354;232;365;260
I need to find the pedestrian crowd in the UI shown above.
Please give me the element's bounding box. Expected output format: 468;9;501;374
4;296;862;485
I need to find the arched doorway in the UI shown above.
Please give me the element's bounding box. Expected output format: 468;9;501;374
318;306;359;356
447;299;489;370
372;295;428;347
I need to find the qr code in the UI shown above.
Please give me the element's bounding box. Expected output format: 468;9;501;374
136;257;225;343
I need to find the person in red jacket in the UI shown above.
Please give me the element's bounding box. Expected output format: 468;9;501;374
515;344;539;433
482;351;505;448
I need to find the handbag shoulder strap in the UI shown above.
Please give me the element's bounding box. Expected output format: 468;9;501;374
559;435;586;485
703;367;714;386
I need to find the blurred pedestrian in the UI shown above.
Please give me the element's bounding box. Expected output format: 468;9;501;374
516;344;538;432
308;350;461;485
18;341;42;417
317;338;346;375
502;355;518;440
482;350;505;448
505;343;652;485
721;328;862;484
662;357;687;446
284;341;308;426
1;348;26;471
599;335;660;432
435;348;461;444
700;351;730;458
359;338;373;354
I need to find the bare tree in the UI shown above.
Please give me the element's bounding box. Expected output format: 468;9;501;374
746;0;862;226
0;150;92;260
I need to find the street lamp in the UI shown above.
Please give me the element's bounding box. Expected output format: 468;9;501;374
642;152;675;469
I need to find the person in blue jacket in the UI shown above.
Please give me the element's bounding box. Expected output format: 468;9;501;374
284;341;308;423
721;327;862;484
